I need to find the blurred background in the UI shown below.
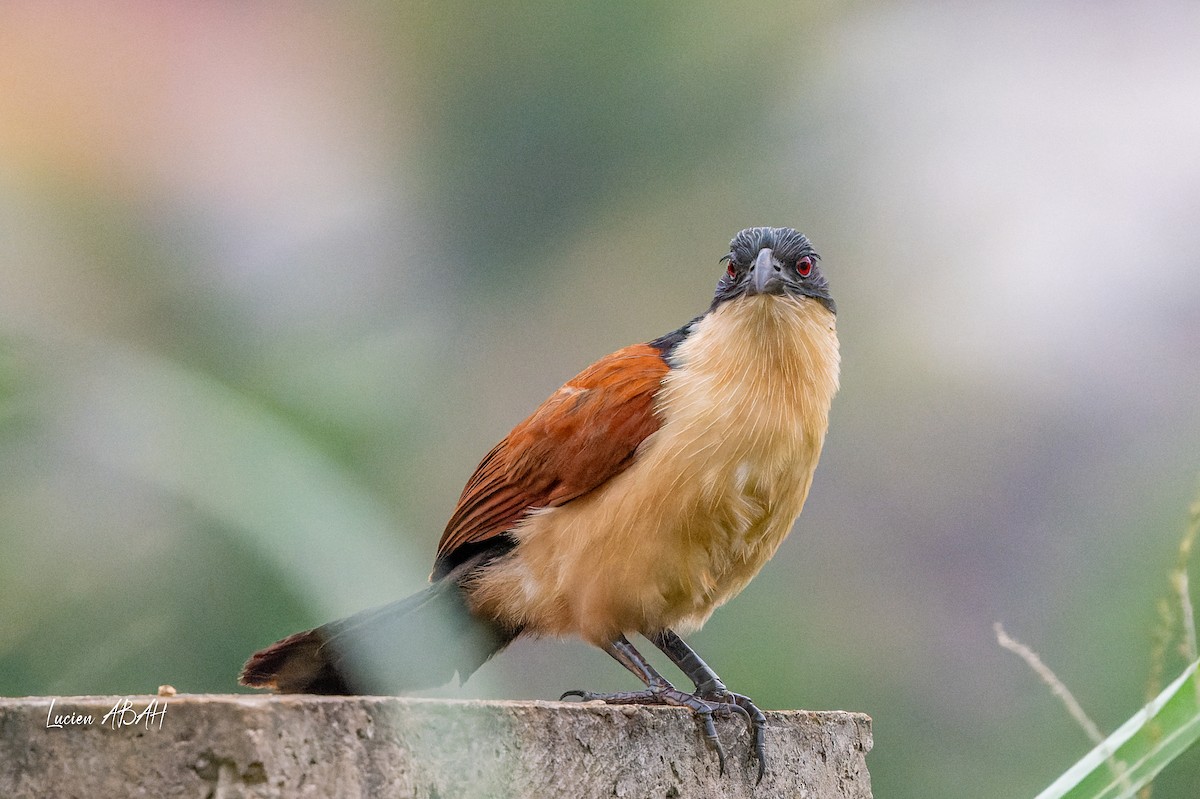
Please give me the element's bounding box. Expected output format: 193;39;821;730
2;1;1199;796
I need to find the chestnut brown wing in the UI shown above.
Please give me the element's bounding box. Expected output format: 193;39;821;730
432;344;669;577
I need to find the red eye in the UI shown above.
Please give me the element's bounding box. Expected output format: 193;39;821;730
726;261;737;279
796;257;813;277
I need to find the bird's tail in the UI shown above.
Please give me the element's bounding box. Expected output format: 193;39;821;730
239;561;513;695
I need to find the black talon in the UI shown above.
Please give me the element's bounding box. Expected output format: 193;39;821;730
726;693;768;784
650;629;771;781
559;684;730;773
568;634;774;780
710;699;751;724
696;705;727;775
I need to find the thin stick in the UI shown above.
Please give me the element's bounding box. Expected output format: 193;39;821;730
1174;570;1198;664
1176;489;1200;715
1174;492;1200;664
995;622;1107;745
1141;483;1200;799
994;622;1131;795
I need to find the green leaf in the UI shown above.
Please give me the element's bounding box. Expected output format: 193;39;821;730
1036;658;1200;799
62;344;429;615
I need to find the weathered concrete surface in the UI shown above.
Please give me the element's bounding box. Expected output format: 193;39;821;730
0;694;871;798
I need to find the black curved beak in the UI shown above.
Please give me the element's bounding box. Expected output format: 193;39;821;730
746;247;784;296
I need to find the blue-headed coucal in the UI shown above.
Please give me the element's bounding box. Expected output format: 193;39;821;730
240;226;840;779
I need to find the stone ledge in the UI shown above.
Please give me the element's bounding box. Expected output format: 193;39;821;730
0;694;872;798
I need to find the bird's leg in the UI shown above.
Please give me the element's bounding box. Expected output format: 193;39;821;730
651;629;768;783
560;634;730;773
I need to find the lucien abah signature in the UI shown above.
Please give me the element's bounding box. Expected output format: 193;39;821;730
45;697;167;731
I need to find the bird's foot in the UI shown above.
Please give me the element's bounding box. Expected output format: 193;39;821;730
696;689;767;783
560;686;749;776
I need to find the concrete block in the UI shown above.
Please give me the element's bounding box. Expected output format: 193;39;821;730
0;694;872;798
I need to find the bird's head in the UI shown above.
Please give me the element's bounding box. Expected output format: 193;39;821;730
712;227;835;315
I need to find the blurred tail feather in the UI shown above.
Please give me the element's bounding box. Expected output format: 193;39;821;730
240;560;512;694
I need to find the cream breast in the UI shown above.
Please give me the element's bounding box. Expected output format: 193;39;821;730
468;294;840;644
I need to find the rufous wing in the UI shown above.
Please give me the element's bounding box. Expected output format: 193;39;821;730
432;343;669;578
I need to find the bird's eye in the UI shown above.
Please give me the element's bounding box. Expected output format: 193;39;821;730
722;254;739;279
796;256;813;277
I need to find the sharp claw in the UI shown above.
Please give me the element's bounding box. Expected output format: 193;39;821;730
557;685;758;779
753;726;767;783
695;705;727;775
721;702;751;724
726;693;768;783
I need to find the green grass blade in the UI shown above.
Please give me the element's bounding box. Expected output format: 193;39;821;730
1036;658;1200;799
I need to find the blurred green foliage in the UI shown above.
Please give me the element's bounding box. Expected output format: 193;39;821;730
2;3;1199;797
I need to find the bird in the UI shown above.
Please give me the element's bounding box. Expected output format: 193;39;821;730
240;226;840;781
